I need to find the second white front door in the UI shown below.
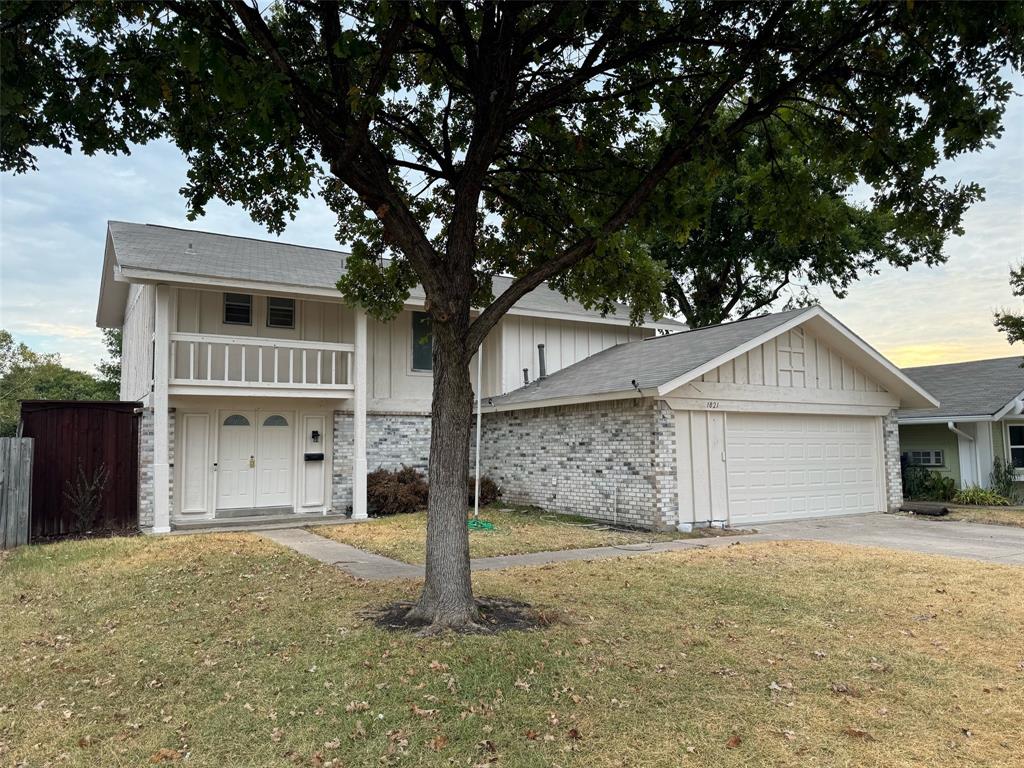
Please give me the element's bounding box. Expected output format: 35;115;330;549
256;413;293;507
216;410;294;510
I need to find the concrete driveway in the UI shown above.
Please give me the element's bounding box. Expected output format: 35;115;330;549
754;512;1024;565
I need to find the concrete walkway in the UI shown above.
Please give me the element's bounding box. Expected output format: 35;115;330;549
262;513;1024;581
261;527;768;581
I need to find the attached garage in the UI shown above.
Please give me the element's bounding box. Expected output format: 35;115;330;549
481;306;939;531
723;413;882;525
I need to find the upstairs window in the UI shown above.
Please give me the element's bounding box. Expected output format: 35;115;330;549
223;293;252;325
266;297;295;329
411;311;433;371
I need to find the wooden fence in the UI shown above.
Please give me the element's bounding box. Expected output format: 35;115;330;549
19;401;141;539
0;438;34;549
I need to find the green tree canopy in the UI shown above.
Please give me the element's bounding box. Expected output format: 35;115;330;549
651;113;981;327
0;330;111;436
3;1;1021;628
995;265;1024;349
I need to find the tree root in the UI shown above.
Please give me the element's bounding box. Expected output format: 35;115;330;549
364;597;552;634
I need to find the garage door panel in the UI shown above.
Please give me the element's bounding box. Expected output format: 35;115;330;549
726;413;882;525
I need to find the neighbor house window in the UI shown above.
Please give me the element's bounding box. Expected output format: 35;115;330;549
223;293;252;325
1008;425;1024;468
905;450;944;467
266;297;295;329
411;311;432;371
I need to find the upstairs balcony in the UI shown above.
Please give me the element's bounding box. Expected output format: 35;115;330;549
168;332;355;397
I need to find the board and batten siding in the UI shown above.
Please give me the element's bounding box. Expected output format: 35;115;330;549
498;315;650;395
700;327;886;392
664;323;901;528
121;283;156;401
175;288;355;343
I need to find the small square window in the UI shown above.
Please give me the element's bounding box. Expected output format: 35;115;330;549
411;311;432;371
223;293;252;325
266;297;295;329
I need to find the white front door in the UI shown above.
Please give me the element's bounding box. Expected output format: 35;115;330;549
256;413;294;508
217;412;257;509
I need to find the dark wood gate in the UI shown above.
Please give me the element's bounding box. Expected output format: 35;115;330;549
19;401;142;539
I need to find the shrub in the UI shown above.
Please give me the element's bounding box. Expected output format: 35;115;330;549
953;485;1011;506
366;465;429;516
990;458;1019;501
902;465;956;502
468;474;502;507
63;460;109;532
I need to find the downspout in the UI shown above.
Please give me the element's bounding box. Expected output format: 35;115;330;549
473;344;483;521
946;421;974;442
947;421;976;489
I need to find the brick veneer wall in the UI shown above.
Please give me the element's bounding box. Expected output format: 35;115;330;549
137;406;174;531
138;407;154;529
332;411;432;512
478;397;677;530
882;408;903;511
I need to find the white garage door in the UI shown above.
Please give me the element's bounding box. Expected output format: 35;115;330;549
725;413;883;525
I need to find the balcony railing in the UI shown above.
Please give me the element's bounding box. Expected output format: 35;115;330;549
169;333;354;391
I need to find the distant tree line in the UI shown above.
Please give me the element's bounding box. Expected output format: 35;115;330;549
0;329;121;436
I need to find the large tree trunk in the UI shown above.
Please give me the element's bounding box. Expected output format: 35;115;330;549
405;314;479;630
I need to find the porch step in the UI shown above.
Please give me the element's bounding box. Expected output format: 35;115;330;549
171;512;351;532
216;506;294;520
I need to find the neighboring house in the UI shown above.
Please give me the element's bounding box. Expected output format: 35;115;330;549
97;221;938;534
897;357;1024;490
96;221;678;532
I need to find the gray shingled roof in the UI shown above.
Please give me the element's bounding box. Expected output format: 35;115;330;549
898;356;1024;420
106;221;682;327
485;308;810;407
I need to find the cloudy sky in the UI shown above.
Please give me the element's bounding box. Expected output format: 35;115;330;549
1;78;1022;374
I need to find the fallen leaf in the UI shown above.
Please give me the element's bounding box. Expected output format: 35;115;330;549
726;734;742;749
524;729;539;741
842;727;876;742
567;727;582;741
148;748;182;764
831;682;859;697
77;736;93;748
411;704;437;718
350;720;366;740
345;700;369;713
271;727;284;743
428;734;448;751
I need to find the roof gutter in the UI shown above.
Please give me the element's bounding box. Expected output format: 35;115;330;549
897;414;998;425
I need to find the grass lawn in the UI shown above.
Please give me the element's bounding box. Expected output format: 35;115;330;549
310;505;729;564
2;536;1023;767
940;505;1024;528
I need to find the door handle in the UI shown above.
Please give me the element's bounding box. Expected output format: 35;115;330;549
249;456;255;468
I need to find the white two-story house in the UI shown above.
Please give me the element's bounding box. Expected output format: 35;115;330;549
98;221;938;534
96;221;675;532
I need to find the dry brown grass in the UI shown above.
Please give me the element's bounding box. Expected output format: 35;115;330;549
942;505;1024;528
310;505;726;563
1;535;1021;767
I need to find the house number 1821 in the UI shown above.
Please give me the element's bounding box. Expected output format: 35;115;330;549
705;400;720;409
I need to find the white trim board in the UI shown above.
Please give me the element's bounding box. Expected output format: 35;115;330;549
109;267;677;332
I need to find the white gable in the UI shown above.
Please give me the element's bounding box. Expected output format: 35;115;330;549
699;326;888;394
